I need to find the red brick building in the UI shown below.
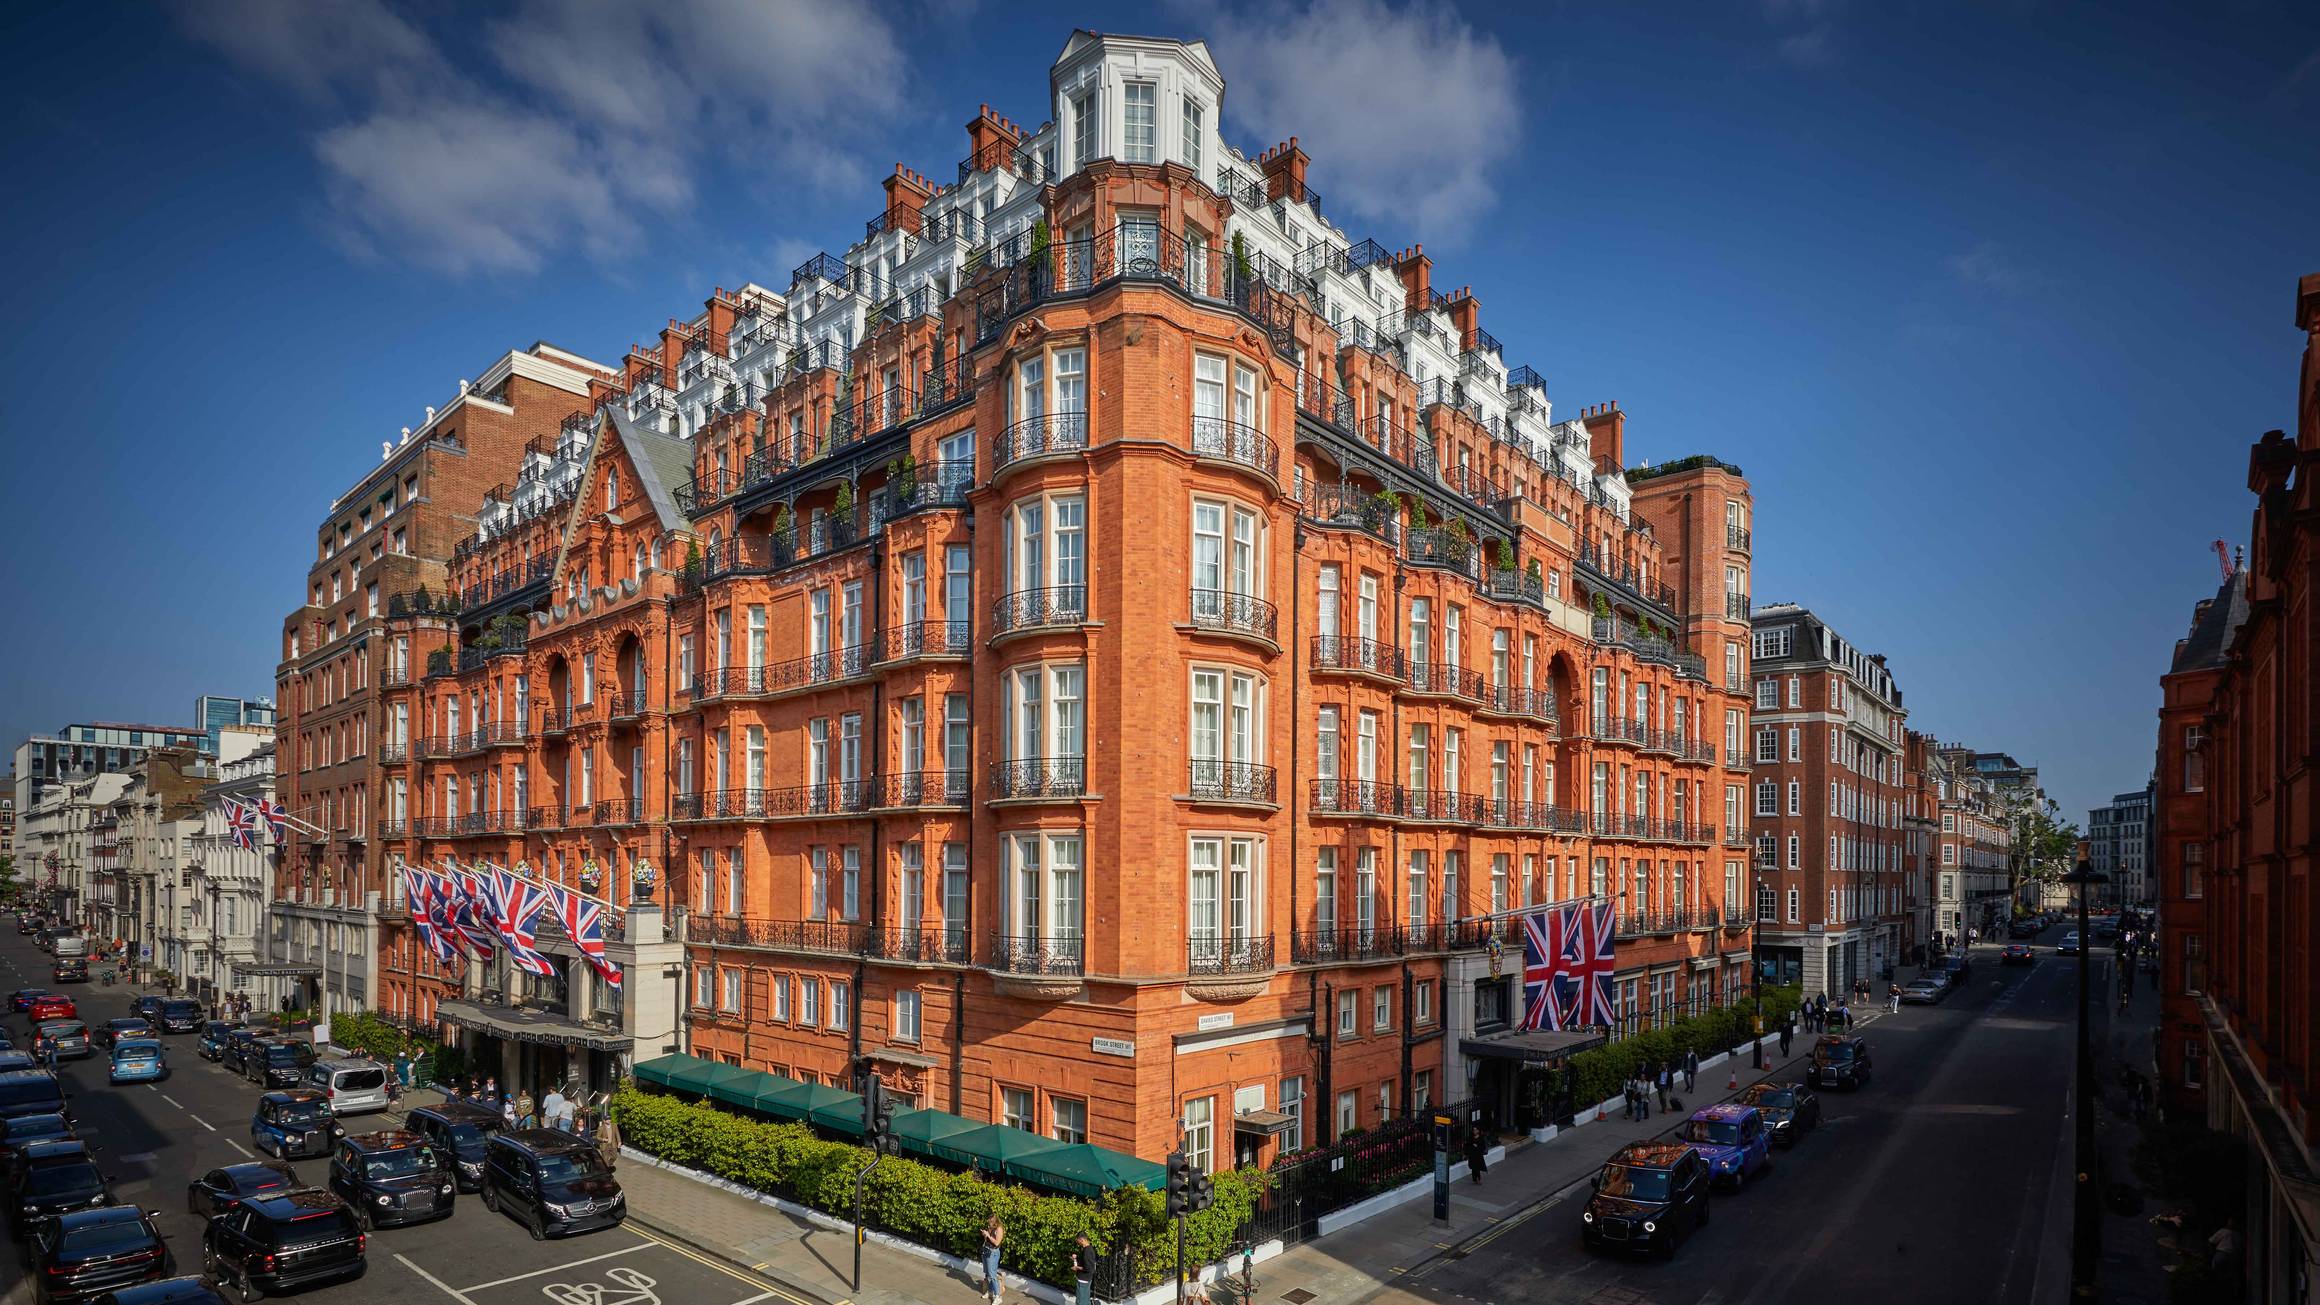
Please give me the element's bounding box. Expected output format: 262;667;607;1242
361;31;1758;1168
2155;272;2320;1300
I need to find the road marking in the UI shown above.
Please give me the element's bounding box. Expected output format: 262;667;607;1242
160;1093;182;1108
461;1242;656;1291
541;1265;659;1305
188;1114;215;1132
624;1226;819;1305
225;1139;253;1158
397;1252;482;1305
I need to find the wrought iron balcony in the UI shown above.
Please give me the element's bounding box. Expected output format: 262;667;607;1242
868;926;971;964
697;641;876;699
993;411;1088;470
989;932;1084;977
882;619;972;660
1187;760;1276;804
535;710;571;737
592;798;643;827
486;722;526;747
1188;934;1275;976
1727;524;1752;553
1482;798;1587;834
880;459;974;517
1308;778;1403;819
882;770;970;808
1188;415;1278;479
991;585;1087;636
1290;926;1396;965
526;805;564;831
375;819;407;841
1486;685;1561;727
681;781;875;820
1485;567;1545;608
1404;658;1490;705
1310;634;1405;679
990;758;1085;800
606;690;649;721
1591;715;1647;747
1726;593;1752;620
1400;788;1489;824
689;914;869;957
378;740;409;765
1189;589;1277;642
1303;486;1402;546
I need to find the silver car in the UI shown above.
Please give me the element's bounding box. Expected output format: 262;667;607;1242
303;1057;393;1115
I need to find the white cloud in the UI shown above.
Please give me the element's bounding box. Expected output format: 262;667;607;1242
1181;0;1522;242
1945;242;2042;296
178;0;907;275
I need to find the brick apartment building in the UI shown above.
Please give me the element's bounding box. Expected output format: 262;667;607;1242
271;344;610;1013
1744;603;1909;994
2154;272;2320;1301
353;30;1759;1167
1933;742;2015;940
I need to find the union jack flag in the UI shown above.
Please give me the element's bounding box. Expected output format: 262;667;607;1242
551;884;621;989
401;864;455;963
424;869;469;957
1520;907;1564;1031
223;798;256;851
255;798;288;843
492;866;555;977
442;864;497;956
1556;901;1619;1028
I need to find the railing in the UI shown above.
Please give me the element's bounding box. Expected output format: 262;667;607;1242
868;926;971;964
422;733;486;758
1726;593;1752;620
880;459;974;517
993;411;1088;469
1188;760;1277;804
1290;927;1398;964
1189;589;1278;642
1404;658;1490;705
1592;715;1648;746
1308;778;1403;818
957;137;1049;187
1487;685;1561;726
689;915;869;957
1641;728;1678;756
989;932;1084;977
1405;526;1477;574
526;805;564;831
882;770;970;807
536;710;570;736
1303;486;1402;546
375;819;407;841
1188;415;1278;479
1486;567;1545;607
882;620;972;662
991;585;1087;636
592;798;643;826
677;781;877;820
605;690;648;720
1188;934;1276;976
696;641;876;699
379;739;409;765
1481;798;1588;834
1727;525;1751;553
1310;634;1405;679
969;223;1302;359
1576;539;1678;611
1680;740;1719;765
990;758;1085;800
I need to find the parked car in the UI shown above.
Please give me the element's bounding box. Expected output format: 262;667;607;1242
2008;920;2041;939
51;960;88;985
1735;1081;1820;1148
186;1162;299;1220
1899;978;1947;1004
87;1277;226;1305
30;1024;90;1065
198;1188;367;1299
1580;1141;1712;1256
96;1021;153;1054
1;1115;78;1184
107;1040;166;1086
21;1205;172;1303
300;1060;392;1117
153;1001;201;1036
2057;931;2083;956
248;1091;343;1162
217;1031;270;1078
401;1104;502;1193
1941;954;1972;984
244;1041;317;1090
1808;1035;1873;1090
478;1129;626;1240
0;1051;40;1075
27;996;76;1024
1675;1104;1772;1189
2002;944;2035;966
9;1141;114;1234
328;1131;455;1230
195;1024;241;1063
0;1069;70;1122
126;998;163;1025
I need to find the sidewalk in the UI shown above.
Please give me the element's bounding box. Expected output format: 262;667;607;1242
2093;955;2174;1305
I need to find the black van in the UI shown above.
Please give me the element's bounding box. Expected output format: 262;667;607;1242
199;1188;365;1299
403;1104;502;1193
479;1130;625;1240
244;1042;316;1090
326;1132;453;1229
1581;1140;1713;1256
154;1001;202;1035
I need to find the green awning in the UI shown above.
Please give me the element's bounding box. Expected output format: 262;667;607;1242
742;1076;808;1115
886;1108;983;1158
926;1123;1066;1174
708;1068;797;1112
1001;1143;1169;1198
804;1089;870;1137
636;1054;756;1097
747;1078;861;1129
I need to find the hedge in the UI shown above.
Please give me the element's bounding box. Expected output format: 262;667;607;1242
1566;986;1803;1107
610;1088;1264;1291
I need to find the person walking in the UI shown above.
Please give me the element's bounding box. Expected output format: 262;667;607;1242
1464;1130;1488;1185
1654;1064;1671;1112
394;1050;413;1090
594;1108;622;1169
980;1216;1006;1303
1682;1049;1698;1093
1887;984;1901;1014
1070;1232;1097;1305
516;1089;539;1130
1779;1017;1793;1057
542;1086;568;1131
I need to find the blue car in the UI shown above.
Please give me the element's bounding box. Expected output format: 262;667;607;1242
109;1037;168;1083
1676;1103;1772;1189
250;1089;342;1160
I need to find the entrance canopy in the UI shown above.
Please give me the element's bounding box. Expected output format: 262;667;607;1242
1459;1027;1607;1064
234;962;323;978
437;999;632;1051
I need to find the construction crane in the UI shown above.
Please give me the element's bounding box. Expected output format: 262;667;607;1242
2213;540;2236;580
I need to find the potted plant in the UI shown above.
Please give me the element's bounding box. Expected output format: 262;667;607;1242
1231;230;1253;289
834;480;855;515
897;453;919;500
773;505;795;543
1496;539;1516;572
1592;592;1612;619
1028;218;1052;282
1528;558;1544;584
578;856;603;893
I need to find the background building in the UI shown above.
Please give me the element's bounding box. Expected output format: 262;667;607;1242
2088;784;2154;907
194;695;275;756
14;722;207;814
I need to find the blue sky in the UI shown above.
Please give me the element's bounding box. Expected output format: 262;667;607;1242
1;0;2313;825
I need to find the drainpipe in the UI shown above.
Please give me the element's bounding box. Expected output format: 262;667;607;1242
1315;976;1333;1146
1399;960;1414;1118
949;970;966;1114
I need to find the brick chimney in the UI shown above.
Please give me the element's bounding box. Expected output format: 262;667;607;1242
1441;287;1479;352
883;164;932;235
1582;402;1625;471
1390;245;1432;316
1258;137;1309;203
965;104;1024;172
656;327;685;383
704;288;740;351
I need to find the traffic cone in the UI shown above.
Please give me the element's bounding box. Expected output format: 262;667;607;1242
1596;1101;1607;1122
1728;1064;1740;1090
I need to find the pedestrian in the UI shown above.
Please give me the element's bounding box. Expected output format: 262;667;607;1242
503;1096;519;1129
1887;984;1901;1014
594;1108;622;1169
516;1089;537;1130
483;1075;499;1105
1071;1232;1098;1305
1637;1074;1651;1120
1779;1018;1793;1057
980;1216;1006;1303
1682;1049;1698;1093
394;1050;413;1089
1654;1064;1671;1112
542;1085;567;1130
1464;1130;1487;1185
1625;1076;1641;1121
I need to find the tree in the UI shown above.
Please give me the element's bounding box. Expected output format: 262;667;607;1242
2007;794;2080;911
0;856;16;897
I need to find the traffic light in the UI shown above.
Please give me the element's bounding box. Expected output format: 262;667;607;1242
1164;1149;1190;1216
860;1066;898;1155
1187;1170;1215;1214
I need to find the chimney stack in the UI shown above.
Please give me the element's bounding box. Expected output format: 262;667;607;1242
1582;402;1625;471
1390;245;1432;316
1258;137;1310;204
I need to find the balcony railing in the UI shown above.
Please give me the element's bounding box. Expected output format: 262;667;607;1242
527;805;564;831
989;932;1084;977
1481;798;1588;834
697;641;876;699
678;781;877;820
1310;634;1405;679
1290;927;1397;964
1188;934;1276;976
1189;589;1277;642
1487;685;1561;726
1187;760;1277;804
882;770;970;807
868;926;971;964
990;758;1086;800
1485;567;1545;608
688;915;869;957
993;411;1088;470
486;722;526;747
1728;524;1752;553
1592;715;1647;746
882;619;972;660
379;740;409;765
1188;415;1278;479
606;690;648;721
1726;593;1752;620
375;819;407;841
1308;778;1402;818
991;585;1087;636
880;459;974;518
1404;658;1490;705
592;798;643;826
536;710;571;737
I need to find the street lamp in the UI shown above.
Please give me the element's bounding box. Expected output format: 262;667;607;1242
2063;856;2109;1301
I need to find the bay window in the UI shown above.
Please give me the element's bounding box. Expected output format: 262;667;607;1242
1188;835;1265;965
1003;831;1084;960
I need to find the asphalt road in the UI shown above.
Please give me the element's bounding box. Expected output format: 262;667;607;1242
1369;925;2112;1305
0;927;815;1305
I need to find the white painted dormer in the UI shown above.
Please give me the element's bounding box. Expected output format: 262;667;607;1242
1050;31;1224;189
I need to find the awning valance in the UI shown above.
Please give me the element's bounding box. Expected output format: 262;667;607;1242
1459;1027;1607;1064
234;962;323;978
437;999;632;1051
1231;1108;1297;1136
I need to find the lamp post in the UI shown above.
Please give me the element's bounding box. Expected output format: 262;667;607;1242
2064;857;2109;1301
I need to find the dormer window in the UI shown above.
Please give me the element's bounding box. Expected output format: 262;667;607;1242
1124;82;1156;163
1182;97;1204;174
